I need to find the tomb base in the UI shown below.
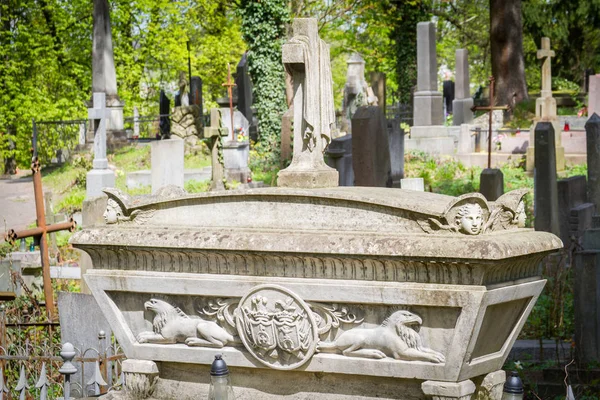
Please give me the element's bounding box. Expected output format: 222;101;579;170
413;91;444;126
452;98;474;126
405;135;455;155
526;119;565;172
86;169;115;199
278;167;338;188
223;140;251;183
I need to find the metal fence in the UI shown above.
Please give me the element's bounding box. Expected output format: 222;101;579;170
32;119;87;166
386;103;413;126
0;307;125;398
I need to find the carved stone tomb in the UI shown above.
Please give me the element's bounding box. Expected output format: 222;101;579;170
72;185;561;400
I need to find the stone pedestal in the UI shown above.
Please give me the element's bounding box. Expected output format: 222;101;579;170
414;91;444;126
453;98;474;126
422;380;476;400
406;125;454;155
122;359;159;399
86;169;115;199
151;139;184;194
223;140;251;183
480;168;504;201
401;178;425;191
457;124;473;154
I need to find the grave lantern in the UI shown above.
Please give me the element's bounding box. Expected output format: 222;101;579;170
502;371;524;400
209;354;234;400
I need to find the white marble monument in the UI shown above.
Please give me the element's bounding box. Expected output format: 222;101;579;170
86;92;115;199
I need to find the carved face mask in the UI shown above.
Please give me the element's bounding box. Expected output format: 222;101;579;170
455;203;483;235
103;199;121;224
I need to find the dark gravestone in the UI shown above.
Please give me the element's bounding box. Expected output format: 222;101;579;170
236;53;253;126
159;90;171;139
351;106;392;187
443;80;455;115
388;119;404;188
534;122;560;235
2;131;16;175
586;114;600;211
557;176;589;245
479;168;504;201
370;72;386;113
189;76;203;109
325;135;354;187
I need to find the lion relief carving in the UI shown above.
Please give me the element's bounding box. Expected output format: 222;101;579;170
137;299;234;348
316;310;445;363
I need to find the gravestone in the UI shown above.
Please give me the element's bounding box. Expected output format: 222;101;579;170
218;108;251;183
452;49;474;126
480;169;504;201
280;107;293;167
58;292;113;397
159;90;171;139
407;22;453;155
388;118;405;187
235;53;253;129
189;76;203;108
202;108;228;191
352;106;392;187
370;72;386;113
342;54;377;134
586;114;600;211
400;177;425;191
278;18;338;188
325;134;354;186
86;92;116;199
526;38;565;172
557;176;595;247
151;139;184;194
590;75;600;118
92;0;124;138
534;122;560;236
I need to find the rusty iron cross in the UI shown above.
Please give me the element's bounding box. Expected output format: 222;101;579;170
222;63;237;142
3;157;76;321
471;76;510;169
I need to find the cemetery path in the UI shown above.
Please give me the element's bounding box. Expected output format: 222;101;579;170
0;171;36;233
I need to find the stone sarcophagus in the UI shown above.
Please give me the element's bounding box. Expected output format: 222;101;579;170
71;186;561;400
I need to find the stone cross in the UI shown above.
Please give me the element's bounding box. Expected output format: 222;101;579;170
278;18;338;188
222;64;236;142
537;37;555;99
471;77;509;169
89;93;109;170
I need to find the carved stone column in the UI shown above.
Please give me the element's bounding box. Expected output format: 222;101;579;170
422;380;476;400
473;370;506;400
122;359;159;399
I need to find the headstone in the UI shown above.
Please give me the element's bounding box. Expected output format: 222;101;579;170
86;92;116;199
443;79;454;115
0;259;20;300
370;72;386;113
583;69;595;93
452;49;474;126
400;177;425;191
589;75;600;118
235;53;253;126
325;134;354;186
58;292;113;397
557;176;594;246
479;168;504;201
342;53;377;133
280;107;293;167
586;113;600;211
526;38;565;172
388;118;405;187
133;106;140;139
352;106;392;187
92;0;124;135
534;122;560;235
159;90;171;139
277;18;338;188
189;76;203;108
407;22;453;155
202;108;227;191
151;139;184;194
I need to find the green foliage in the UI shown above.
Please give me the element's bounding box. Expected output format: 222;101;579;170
184;179;210;193
239;0;289;166
56;188;86;214
248;143;280;186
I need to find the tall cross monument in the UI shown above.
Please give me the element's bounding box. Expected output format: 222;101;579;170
278;18;338;188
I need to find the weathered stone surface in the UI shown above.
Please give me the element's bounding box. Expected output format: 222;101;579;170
401;178;424;191
586;113;600;211
557;175;589;246
87;93;116;199
413;22;443;127
74;180;561;399
278;18;338;188
588;75;600;117
325;134;354;186
170;105;201;139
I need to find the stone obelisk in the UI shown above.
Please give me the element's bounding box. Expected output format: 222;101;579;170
91;0;124;140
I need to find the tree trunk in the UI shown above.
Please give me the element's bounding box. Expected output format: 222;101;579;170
490;0;528;107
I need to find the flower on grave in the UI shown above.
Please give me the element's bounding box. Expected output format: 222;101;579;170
513;361;523;370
